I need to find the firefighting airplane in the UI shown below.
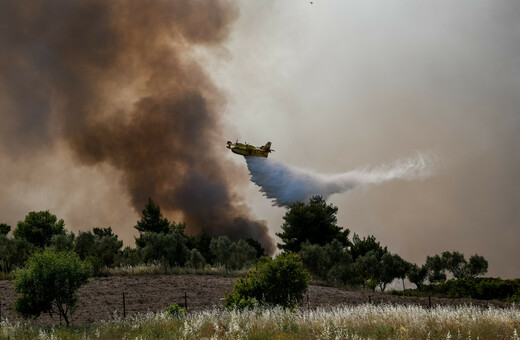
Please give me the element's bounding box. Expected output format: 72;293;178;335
226;140;274;158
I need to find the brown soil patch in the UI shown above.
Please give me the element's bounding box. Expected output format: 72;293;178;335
0;274;512;326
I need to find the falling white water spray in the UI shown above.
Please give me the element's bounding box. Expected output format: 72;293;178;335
245;153;436;206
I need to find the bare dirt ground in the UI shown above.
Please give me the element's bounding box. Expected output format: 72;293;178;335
0;274;513;326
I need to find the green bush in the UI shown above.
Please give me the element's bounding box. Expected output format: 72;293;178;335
0;235;33;274
186;248;206;269
224;295;259;310
14;249;91;325
114;246;143;267
224;253;309;309
404;278;520;301
164;303;186;317
86;255;103;276
441;278;520;300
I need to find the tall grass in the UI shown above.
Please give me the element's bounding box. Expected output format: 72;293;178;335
100;264;249;277
1;304;519;339
2;264;252;280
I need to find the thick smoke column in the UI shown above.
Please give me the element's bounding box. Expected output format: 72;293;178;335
246;154;434;206
0;1;275;253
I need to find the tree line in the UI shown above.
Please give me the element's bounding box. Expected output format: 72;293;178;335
275;196;488;291
1;196;488;289
0;198;266;276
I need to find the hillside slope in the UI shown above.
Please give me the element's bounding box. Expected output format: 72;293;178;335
0;274;510;326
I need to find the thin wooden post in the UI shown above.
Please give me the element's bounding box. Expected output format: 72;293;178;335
306;294;309;309
184;291;188;312
368;295;371;303
123;292;126;319
428;295;432;309
0;298;2;321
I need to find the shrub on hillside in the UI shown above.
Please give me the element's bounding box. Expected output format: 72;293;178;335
444;278;520;300
164;303;186;318
14;249;91;325
0;235;33;274
186;248;206;269
398;277;520;302
224;253;309;309
210;236;258;271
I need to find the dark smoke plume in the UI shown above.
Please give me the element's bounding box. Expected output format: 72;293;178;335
0;1;275;253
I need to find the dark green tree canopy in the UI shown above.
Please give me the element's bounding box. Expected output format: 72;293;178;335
467;254;488;277
299;239;352;281
0;236;33;274
425;254;447;283
49;232;75;252
74;231;96;260
114;246;143;267
0;223;11;235
379;253;409;292
245;238;267;259
74;228;123;268
350;234;387;261
276;196;350;253
134;199;174;248
142;229;188;271
14;211;65;248
186;248;206;269
421;251;489;282
442;251;467;279
407;263;428;290
187;229;214;264
134;198;170;234
93;227;115;238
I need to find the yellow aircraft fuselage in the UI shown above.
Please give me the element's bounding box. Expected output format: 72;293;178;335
227;141;272;158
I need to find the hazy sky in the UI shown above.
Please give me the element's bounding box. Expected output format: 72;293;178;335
1;1;519;277
218;0;520;278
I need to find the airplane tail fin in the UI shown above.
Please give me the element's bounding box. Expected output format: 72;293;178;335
262;142;273;152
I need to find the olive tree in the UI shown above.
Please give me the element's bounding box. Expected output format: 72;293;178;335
142;230;188;272
441;251;467;279
467;254;488;277
407;263;428;290
425;254;447;283
14;249;91;325
49;231;75;252
228;240;257;270
210;236;232;270
0;236;33;274
186;248;206;269
74;228;123;269
210;237;258;271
